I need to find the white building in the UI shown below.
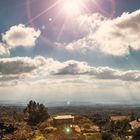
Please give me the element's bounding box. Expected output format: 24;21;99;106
130;119;140;129
53;115;75;126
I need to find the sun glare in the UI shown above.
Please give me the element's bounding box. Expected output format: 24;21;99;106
62;0;82;16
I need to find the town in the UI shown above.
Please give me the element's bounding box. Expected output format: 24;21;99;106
0;101;140;140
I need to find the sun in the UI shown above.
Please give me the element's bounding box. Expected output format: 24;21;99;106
62;0;82;16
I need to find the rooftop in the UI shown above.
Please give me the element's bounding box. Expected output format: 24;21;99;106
130;120;140;129
110;116;129;121
53;115;74;120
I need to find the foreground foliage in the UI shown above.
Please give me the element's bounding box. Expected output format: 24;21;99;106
24;100;49;125
132;127;140;140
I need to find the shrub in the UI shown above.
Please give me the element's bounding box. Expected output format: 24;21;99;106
102;132;113;140
24;101;49;125
132;127;140;140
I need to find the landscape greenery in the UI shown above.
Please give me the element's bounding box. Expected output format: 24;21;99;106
0;101;140;140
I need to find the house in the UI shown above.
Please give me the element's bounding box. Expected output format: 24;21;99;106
110;116;129;121
53;115;75;126
130;118;140;129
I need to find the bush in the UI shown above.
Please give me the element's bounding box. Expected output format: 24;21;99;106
132;127;140;140
102;132;113;140
83;123;91;129
24;101;49;125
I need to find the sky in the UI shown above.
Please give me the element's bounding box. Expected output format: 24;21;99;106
0;0;140;104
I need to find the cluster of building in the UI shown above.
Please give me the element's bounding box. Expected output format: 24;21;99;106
110;115;140;130
52;114;140;130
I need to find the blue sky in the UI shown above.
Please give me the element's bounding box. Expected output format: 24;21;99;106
0;0;140;104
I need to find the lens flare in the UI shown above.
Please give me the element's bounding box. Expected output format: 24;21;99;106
64;127;72;135
61;0;83;16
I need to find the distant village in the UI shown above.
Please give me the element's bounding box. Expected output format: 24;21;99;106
0;101;140;140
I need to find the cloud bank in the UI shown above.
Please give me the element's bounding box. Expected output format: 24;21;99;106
63;10;140;56
1;57;140;86
0;56;45;75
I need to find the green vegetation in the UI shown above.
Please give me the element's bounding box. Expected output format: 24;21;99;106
101;132;113;140
24;100;50;125
132;127;140;140
130;112;135;121
0;101;140;140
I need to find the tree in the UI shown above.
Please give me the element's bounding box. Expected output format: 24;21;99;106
110;120;130;135
101;132;112;140
132;127;140;140
130;112;135;121
24;100;49;125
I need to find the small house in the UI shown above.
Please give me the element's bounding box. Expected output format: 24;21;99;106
130;118;140;129
53;115;74;126
110;115;129;121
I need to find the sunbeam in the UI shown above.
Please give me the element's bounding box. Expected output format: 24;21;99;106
26;0;61;25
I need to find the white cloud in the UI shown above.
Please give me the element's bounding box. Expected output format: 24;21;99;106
76;13;107;35
0;56;45;75
63;10;140;56
0;57;140;103
0;43;9;55
2;24;41;48
51;60;140;82
1;57;140;87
